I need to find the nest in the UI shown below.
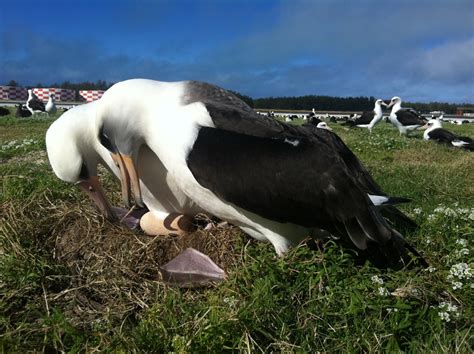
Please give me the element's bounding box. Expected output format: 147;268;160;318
1;192;249;327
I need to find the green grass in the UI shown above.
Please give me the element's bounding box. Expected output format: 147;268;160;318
1;111;473;352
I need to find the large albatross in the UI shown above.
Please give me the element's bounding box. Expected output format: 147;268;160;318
96;79;426;268
342;99;387;133
386;96;425;136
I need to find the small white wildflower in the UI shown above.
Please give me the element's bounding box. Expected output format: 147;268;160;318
378;287;390;296
456;239;467;247
452;281;463;290
413;208;422;215
427;214;436;221
424;266;436;273
371;275;384;285
449;263;472;280
223;296;238;307
438;311;451;322
434;206;445;213
425;238;432;245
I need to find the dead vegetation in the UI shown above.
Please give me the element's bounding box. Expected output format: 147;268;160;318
1;192;248;329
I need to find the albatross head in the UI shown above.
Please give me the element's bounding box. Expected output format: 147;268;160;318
375;99;388;107
316;122;332;131
45;103;117;220
421;118;442;131
386;96;401;109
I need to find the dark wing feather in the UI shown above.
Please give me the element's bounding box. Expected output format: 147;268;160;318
298;128;417;231
187;127;420;267
429;128;473;150
428;128;458;144
28;98;45;111
353;111;375;125
200;98;418;231
396;110;424;126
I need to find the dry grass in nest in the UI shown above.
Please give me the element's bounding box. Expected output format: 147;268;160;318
1;193;248;327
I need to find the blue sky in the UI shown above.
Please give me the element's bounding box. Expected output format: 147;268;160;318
1;0;473;102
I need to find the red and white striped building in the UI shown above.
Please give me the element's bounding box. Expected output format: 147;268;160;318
0;86;28;100
79;90;104;102
32;88;75;101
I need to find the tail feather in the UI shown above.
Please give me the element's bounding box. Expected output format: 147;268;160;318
380;206;418;232
364;230;428;269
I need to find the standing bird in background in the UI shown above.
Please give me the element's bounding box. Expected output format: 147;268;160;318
386;96;425;136
342;99;387;133
45;94;57;115
422;119;473;151
96;79;426;269
26;89;46;115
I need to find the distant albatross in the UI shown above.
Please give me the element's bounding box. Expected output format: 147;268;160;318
386;96;425;136
422;119;473;151
26;89;46;115
342;99;387;133
96;79;426;268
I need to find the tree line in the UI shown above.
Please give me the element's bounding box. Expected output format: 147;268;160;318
251;95;472;114
4;80;471;113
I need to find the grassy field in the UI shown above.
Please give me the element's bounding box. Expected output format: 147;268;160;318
1;108;473;352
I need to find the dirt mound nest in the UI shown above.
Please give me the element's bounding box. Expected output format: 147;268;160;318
1;194;249;327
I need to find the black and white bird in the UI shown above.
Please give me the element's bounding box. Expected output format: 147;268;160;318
422;119;473;151
15;104;32;118
342;99;387;133
26;89;46;115
96;79;425;268
386;96;425;136
45;94;57;115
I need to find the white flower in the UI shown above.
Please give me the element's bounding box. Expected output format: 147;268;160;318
378;287;390;296
413;208;422;214
371;275;384;285
456;239;467;247
424;266;436;273
449;263;472;280
452;281;463;290
438;311;451;322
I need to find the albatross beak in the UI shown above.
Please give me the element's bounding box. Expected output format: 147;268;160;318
111;152;144;208
419;123;430;130
386;101;394;109
77;176;116;220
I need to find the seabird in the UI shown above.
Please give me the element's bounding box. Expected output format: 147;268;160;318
422;119;473;151
341;99;387;133
45;94;57;115
386;96;425;136
15;104;32;118
46;101;202;236
96;79;425;268
26;89;46;115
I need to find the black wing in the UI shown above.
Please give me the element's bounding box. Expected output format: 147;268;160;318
298;128;417;231
353;111;375;125
429;128;473;150
187;127;423;268
28;98;46;111
396;110;424;126
428;128;458;144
